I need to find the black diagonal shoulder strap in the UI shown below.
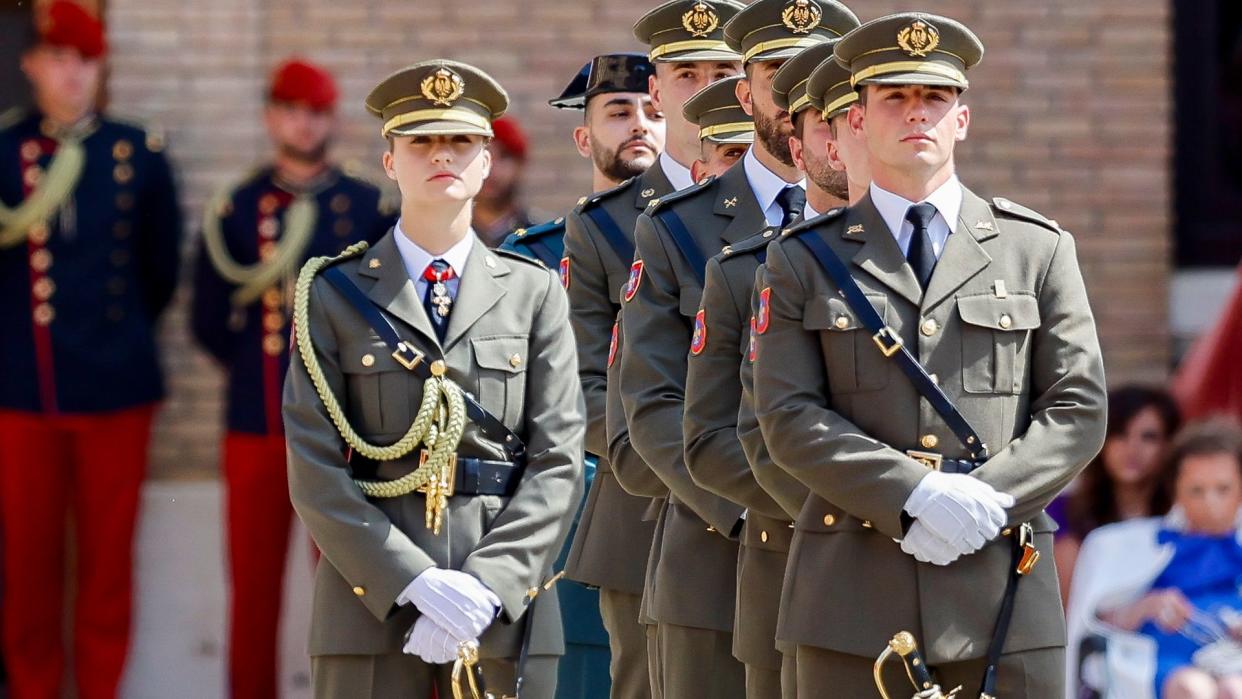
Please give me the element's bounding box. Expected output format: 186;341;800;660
655;208;708;286
584;206;635;265
318;266;526;461
793;229;988;460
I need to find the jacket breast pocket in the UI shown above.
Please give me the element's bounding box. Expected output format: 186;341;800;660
956;293;1040;394
803;294;890;393
471;335;529;426
340;340;414;436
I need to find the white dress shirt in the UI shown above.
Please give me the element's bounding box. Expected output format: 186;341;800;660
659;151;694;192
804;201;821;221
392;219;475;300
869;175;962;260
743;148;806;228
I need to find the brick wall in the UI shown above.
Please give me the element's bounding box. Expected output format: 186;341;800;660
102;0;1172;478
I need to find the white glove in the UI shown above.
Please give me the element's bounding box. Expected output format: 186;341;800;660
398;568;501;641
402;615;462;665
900;519;962;566
903;470;1015;553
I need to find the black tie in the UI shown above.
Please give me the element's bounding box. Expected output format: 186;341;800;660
422;258;454;342
904;203;939;291
776;186;806;228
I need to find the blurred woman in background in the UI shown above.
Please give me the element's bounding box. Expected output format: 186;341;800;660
1055;386;1182;604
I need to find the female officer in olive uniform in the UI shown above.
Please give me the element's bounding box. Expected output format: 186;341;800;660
283;59;585;698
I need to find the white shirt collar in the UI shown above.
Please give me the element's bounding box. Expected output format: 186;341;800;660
869;175;962;241
659;152;694;192
392;219;476;283
804;201;821;221
744;148;805;227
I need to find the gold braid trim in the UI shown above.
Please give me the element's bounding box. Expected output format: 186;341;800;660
202;185;319;307
0;140;85;249
292;248;467;522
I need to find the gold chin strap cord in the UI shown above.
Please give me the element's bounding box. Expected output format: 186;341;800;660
202;185;318;306
0;139;85;249
292;245;468;533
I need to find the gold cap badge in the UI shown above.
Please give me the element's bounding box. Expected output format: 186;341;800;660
897;20;940;57
682;1;720;38
421;67;466;107
781;0;822;35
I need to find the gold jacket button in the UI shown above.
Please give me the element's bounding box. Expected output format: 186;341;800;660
33;303;55;326
822;514;836;527
31;249;52;272
361;353;375;367
352;586;366;597
263;334;285;356
1002;528;1013;537
862;520;873;528
33;277;55;300
834;315;849;329
509;354;522;368
28;223;49;245
920;434;939;449
999;314;1013;329
760;530;769;543
920;318;938;336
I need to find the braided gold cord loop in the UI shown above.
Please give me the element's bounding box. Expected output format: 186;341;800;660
0;139;85;249
292;247;468;510
202;186;318;306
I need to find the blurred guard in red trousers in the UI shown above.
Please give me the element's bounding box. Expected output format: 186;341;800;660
0;2;183;697
190;57;394;699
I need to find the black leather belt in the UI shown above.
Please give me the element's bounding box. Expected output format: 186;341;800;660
351;454;524;497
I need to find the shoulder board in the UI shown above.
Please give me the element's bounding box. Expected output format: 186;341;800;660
645;175;716;214
492;246;550;269
107;114;167;153
514;217;567;240
781;206;847;238
222;164;270;197
0;106;29;131
338;167;383;194
578;177;637;212
378;188;400;216
720;226;779;260
991;197;1062;232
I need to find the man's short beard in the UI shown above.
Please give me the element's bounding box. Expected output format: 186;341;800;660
806;156;849;201
278;139;330;165
754;108;795;167
591;134;654;183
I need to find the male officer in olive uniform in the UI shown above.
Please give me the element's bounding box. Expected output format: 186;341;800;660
731;43;873;699
505;52;663;699
752;14;1108;697
284;59;584;698
190;57;393;699
620;0;863;695
575;4;746;696
682;76;753;182
0;5;182;697
682;21;860;698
